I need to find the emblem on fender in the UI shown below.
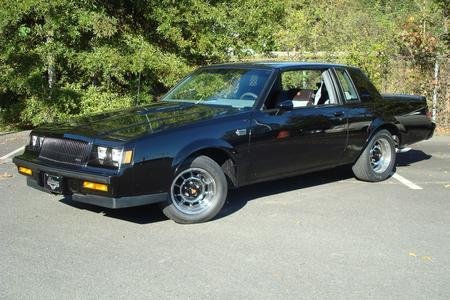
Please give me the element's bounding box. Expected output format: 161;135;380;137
235;129;247;136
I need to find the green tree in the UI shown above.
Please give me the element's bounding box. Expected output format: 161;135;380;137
0;0;283;128
0;0;448;130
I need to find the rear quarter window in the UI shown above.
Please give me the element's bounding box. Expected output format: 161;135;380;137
347;68;383;102
335;69;359;102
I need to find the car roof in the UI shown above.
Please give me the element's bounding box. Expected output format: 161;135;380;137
202;61;349;70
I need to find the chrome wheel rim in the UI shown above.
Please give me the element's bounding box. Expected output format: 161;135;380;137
369;137;392;174
170;168;216;215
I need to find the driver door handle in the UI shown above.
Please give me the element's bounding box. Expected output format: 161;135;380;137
334;111;345;117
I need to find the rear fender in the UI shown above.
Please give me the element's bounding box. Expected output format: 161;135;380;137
367;118;404;144
353;118;404;161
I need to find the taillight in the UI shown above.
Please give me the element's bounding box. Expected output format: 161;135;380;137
426;109;432;120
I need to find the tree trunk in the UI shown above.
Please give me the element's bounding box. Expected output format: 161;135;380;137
46;33;55;91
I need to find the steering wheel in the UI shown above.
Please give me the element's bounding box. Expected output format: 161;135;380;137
240;92;258;100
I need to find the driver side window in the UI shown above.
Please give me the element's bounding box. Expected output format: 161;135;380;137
265;69;337;109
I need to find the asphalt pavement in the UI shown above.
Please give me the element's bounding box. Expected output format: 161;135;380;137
0;132;449;299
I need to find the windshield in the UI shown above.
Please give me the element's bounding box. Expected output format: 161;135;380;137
162;68;271;108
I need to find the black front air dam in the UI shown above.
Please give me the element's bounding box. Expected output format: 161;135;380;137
26;176;166;209
69;192;168;209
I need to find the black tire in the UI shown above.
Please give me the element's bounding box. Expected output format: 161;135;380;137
161;155;227;224
352;129;396;182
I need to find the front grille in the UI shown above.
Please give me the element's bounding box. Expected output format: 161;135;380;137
39;137;91;165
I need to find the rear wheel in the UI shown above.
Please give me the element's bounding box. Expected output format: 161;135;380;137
352;129;396;182
161;156;227;224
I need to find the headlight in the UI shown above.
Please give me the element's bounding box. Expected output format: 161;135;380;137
90;146;133;168
111;149;122;162
97;146;108;160
30;134;44;150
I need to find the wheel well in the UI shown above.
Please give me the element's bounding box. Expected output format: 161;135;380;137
184;148;237;188
374;124;400;147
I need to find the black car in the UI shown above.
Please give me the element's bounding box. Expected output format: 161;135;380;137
14;62;435;223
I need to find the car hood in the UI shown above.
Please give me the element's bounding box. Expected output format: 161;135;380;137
35;102;243;142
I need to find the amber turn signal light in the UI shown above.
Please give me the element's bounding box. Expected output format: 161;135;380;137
122;150;133;164
82;181;108;192
18;166;32;176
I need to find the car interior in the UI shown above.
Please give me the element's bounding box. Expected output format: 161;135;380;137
265;69;337;110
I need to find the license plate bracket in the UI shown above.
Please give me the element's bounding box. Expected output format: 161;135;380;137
43;173;63;193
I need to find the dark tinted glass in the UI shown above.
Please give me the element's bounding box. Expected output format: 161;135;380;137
163;68;271;108
347;68;382;102
335;69;359;102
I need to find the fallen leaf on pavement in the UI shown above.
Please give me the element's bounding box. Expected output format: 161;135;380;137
0;172;13;179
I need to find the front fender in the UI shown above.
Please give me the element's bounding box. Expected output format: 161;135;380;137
172;139;236;171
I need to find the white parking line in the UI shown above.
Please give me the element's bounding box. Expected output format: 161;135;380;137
0;146;25;162
392;173;423;190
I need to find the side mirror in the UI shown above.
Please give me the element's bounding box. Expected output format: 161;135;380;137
277;100;294;111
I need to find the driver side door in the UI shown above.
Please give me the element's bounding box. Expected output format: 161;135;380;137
247;68;348;183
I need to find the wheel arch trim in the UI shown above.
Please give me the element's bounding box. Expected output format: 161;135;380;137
172;139;235;167
353;118;402;162
172;139;239;187
367;118;405;145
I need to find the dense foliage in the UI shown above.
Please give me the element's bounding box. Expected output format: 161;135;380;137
0;0;448;130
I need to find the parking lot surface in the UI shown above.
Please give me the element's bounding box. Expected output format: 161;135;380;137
0;132;449;299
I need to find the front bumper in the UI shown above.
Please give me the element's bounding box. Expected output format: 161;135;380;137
14;157;167;209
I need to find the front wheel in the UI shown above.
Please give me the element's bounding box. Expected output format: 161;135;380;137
161;156;227;224
352;129;396;182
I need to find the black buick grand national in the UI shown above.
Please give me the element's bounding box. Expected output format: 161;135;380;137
14;62;435;223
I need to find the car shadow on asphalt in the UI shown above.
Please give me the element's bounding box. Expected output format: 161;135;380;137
58;166;356;224
59;199;168;224
58;150;432;224
396;149;432;167
216;165;355;221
